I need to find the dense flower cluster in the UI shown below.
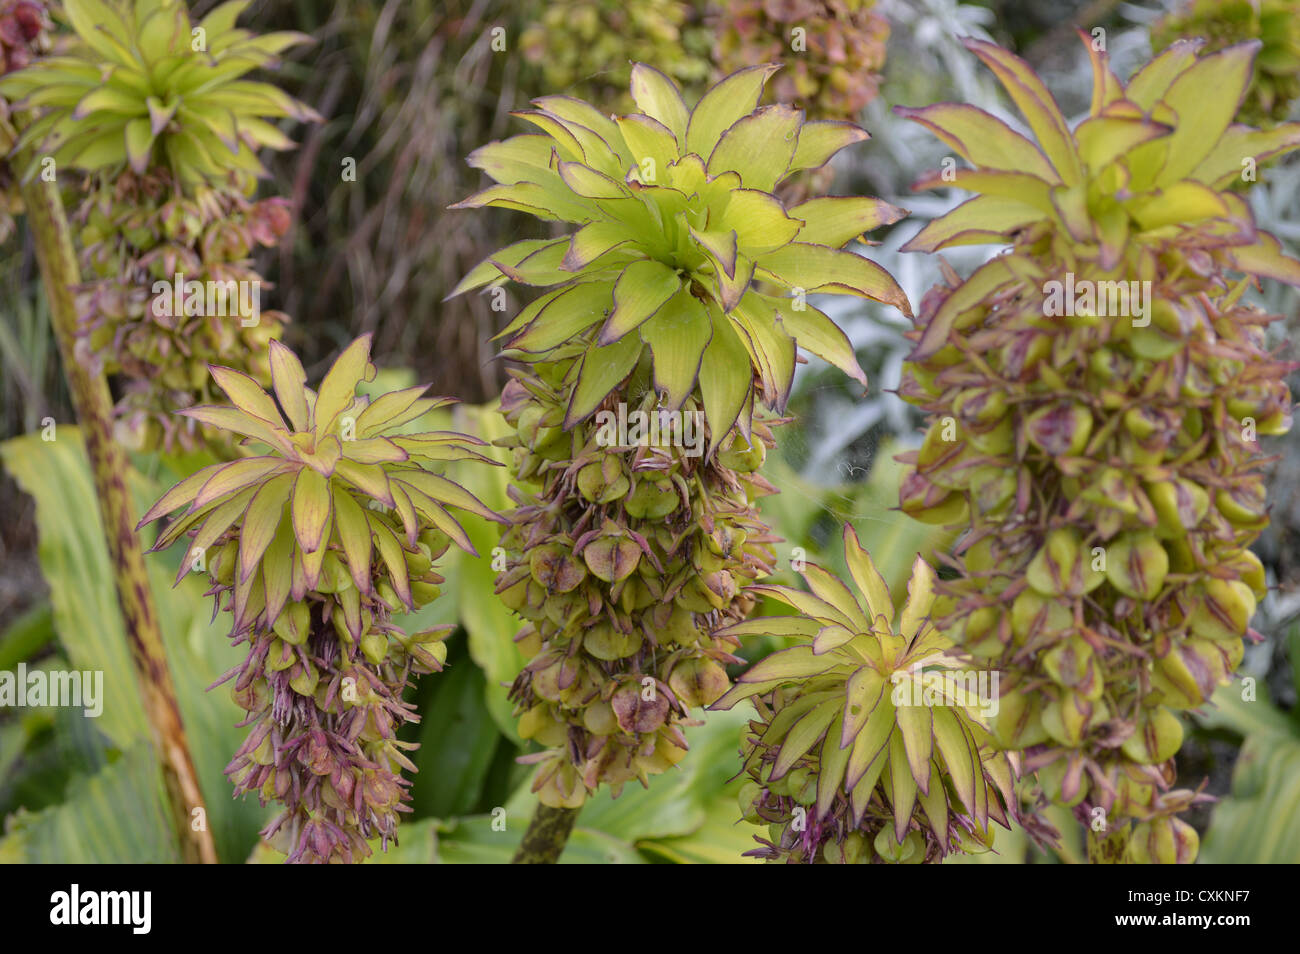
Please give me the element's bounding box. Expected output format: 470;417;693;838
75;169;292;452
1152;0;1300;126
520;0;713;109
453;63;909;805
496;355;779;806
713;0;888;121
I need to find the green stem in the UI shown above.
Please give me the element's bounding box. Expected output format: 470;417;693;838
18;165;217;864
512;802;581;864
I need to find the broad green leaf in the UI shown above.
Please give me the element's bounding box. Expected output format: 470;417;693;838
532;95;626;159
730;295;797;410
1126;39;1203;110
916;756;950;844
210;365;286;427
748;582;856;631
510;280;615;352
715;189;802;256
331;482;372;592
291;466;331;553
738;644;837;683
313;335;373;435
932;706;979;815
1;434;149;746
616;114;679;180
446;407;523;741
409;658;501;818
899;194;1043;254
911;168;1055;215
898;555;937;640
816;712;852;818
776;298;868;388
268;339;309;432
1159;44;1259;184
1190;123;1300;187
896;703;934;793
0;743;177;862
558;160;628;200
448;237;563;298
1073;115;1169;171
237;471;293;582
887;728;918;842
800;562;871;632
773;697;840;778
1226;231;1300;287
964;38;1082;185
846;693;895;790
192;456;285;510
841;665;887;748
893;102;1058;182
1128;180;1230;230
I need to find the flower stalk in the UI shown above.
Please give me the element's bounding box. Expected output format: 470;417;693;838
15;151;216;865
512;803;581;864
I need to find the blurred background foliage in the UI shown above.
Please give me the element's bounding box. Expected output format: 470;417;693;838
2;0;1299;861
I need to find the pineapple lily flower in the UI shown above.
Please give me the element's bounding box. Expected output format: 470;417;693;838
713;525;1018;863
138;336;503;863
895;35;1299;862
451;64;912;823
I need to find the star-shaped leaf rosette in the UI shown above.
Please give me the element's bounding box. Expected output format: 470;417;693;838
712;525;1019;863
451;62;910;443
138;335;502;864
0;0;319;191
448;64;913;813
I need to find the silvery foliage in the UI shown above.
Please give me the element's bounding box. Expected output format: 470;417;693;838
795;0;1003;484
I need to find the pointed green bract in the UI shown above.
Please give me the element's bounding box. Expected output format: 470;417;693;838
897;35;1295;860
